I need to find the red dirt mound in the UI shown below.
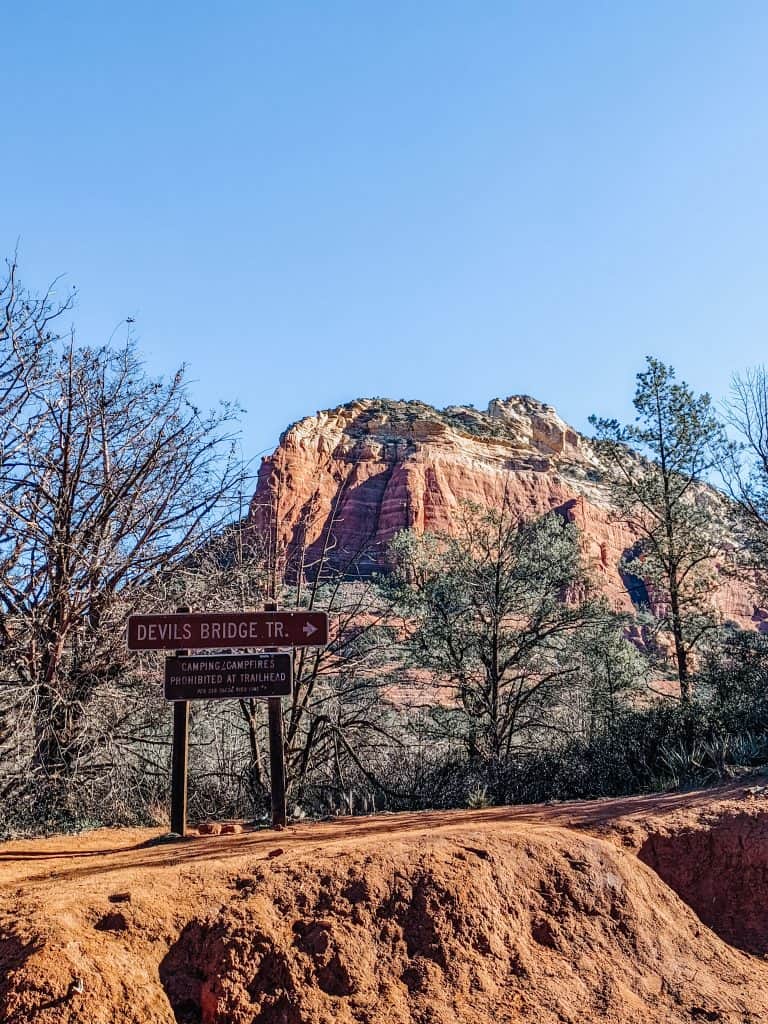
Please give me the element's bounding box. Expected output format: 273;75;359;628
2;783;768;1023
637;803;768;956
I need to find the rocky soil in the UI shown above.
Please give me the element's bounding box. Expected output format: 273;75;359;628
3;780;768;1023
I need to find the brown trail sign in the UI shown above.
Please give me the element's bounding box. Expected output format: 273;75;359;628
127;610;328;650
165;652;292;701
126;607;329;837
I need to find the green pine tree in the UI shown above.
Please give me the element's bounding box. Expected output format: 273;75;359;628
590;357;729;702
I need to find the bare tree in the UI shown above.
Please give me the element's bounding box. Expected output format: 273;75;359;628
0;253;66;435
0;256;71;797
0;328;244;788
104;454;401;824
724;366;768;573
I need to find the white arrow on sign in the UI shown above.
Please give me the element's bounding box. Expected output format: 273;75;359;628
303;622;318;637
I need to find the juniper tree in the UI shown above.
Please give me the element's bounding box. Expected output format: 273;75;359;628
388;496;605;783
565;618;649;742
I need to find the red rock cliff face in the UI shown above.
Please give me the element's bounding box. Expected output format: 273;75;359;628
250;397;761;628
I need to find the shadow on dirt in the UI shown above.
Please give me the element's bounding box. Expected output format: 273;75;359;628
159;918;303;1024
638;809;768;955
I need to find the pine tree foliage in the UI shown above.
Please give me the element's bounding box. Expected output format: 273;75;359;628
590;357;730;699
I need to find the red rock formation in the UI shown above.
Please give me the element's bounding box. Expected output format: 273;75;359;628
250;396;761;628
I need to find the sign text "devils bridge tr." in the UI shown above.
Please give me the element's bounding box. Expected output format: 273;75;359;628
126;610;328;650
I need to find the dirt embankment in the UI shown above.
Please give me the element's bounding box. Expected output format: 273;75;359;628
2;782;768;1024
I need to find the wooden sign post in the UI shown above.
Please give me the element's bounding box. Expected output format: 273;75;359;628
265;602;287;829
170;699;189;836
170;606;190;837
127;605;328;836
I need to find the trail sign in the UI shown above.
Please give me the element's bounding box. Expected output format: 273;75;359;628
164;652;292;701
128;604;326;838
127;610;328;650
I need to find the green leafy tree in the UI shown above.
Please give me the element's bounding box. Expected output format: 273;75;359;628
388;496;605;783
590;357;729;702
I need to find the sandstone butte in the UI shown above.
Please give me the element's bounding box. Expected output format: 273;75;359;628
249;394;764;632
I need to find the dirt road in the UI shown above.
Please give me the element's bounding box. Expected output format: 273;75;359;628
2;779;768;1023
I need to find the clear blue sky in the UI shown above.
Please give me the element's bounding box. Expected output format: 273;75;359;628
4;2;768;465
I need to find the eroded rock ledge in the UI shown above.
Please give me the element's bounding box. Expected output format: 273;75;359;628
249;395;760;626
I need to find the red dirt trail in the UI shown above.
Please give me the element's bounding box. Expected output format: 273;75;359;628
2;779;768;1023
